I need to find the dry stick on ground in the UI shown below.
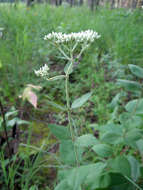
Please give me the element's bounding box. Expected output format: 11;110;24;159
0;100;12;157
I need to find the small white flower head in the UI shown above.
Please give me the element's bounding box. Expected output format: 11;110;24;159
34;64;49;79
44;30;101;44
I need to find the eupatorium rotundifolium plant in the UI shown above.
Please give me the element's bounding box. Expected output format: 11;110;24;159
34;30;101;166
35;30;100;80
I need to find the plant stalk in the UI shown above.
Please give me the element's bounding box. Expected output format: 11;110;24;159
65;73;79;167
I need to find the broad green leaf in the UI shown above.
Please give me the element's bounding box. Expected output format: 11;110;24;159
124;129;142;146
54;179;72;190
71;92;92;109
127;155;140;181
29;185;38;190
129;64;143;79
86;174;111;190
0;60;2;68
136;139;143;155
75;134;98;148
68;163;107;189
92;144;113;157
110;173;133;190
101;132;123;145
99;123;124;134
117;79;142;93
59;140;83;164
7;118;29;127
109;91;126;109
48;124;71;140
84;163;108;189
64;62;73;75
119;112;143;128
5;110;18;118
109;156;131;177
45;99;66;111
125;99;143;115
47;75;65;81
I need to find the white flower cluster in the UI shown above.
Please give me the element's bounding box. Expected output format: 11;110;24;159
34;64;49;78
44;30;101;44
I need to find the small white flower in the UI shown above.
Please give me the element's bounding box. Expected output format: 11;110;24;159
34;64;49;79
44;30;101;44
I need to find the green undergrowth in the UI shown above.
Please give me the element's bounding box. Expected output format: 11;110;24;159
1;4;143;189
0;4;143;123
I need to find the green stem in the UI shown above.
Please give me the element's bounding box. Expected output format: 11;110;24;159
65;73;79;167
124;175;142;190
65;74;74;142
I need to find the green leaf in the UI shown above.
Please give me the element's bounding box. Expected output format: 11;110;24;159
7;118;29;127
125;99;143;115
92;144;113;157
100;123;124;134
84;163;108;189
54;179;72;190
45;99;66;111
109;156;131;177
0;60;2;69
117;79;142;93
127;156;140;181
129;64;143;79
59;140;83;164
86;174;111;190
48;124;71;140
71;92;92;109
119;112;143;128
64;62;73;75
75;134;98;148
109;173;132;190
68;163;107;189
124;129;142;146
109;91;126;109
47;75;65;81
136;139;143;155
101;132;122;145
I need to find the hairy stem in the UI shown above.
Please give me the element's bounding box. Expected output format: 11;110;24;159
65;73;79;167
65;74;74;141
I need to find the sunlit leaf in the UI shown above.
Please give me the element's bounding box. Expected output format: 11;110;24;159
125;99;143;115
129;64;143;79
117;79;142;93
71;92;92;109
92;144;113;157
75;134;98;147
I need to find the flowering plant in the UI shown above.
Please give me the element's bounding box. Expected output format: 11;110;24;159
35;30;100;80
34;30;101;189
35;30;100;164
33;30;143;190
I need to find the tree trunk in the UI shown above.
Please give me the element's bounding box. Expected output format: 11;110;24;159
27;0;31;6
79;0;83;6
95;0;100;9
37;0;42;3
137;0;143;7
132;0;137;8
111;0;115;9
70;0;74;7
59;0;62;5
90;0;95;11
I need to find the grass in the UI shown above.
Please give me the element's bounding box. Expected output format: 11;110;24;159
0;4;143;122
0;4;143;189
